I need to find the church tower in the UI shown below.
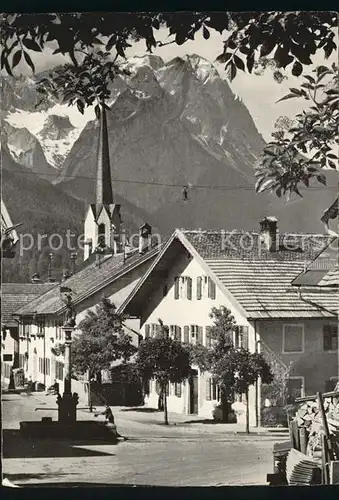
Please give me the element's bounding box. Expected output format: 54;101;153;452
84;104;123;261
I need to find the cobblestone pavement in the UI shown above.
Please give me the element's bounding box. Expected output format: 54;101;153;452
2;392;281;487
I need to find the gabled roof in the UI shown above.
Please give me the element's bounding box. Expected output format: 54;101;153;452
1;283;56;327
118;229;337;320
292;237;338;287
16;245;161;317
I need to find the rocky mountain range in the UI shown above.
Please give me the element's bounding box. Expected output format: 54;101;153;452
2;54;336;281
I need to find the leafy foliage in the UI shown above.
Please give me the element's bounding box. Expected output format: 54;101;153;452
72;298;137;377
208;307;273;424
255;63;338;199
1;12;336;86
136;320;190;423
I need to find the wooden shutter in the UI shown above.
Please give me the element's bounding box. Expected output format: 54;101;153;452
197;276;202;300
184;326;189;343
205;378;211;401
208;278;216;299
240;326;249;349
145;324;150;338
205;326;212;348
174;277;179;299
175;326;181;341
187;277;192;300
197;326;203;345
323;325;332;351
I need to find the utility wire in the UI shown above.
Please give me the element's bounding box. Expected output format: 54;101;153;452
6;168;338;191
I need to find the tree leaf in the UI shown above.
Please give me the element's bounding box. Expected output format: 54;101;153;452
292;61;303;77
22;38;42;52
234;54;245;71
276;93;300;103
215;52;232;64
203;25;210;40
23;51;35;73
12;50;22;68
316;174;327;185
246;52;255;73
229;61;237;81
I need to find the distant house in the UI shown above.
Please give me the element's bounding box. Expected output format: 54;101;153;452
1;282;55;388
118;218;338;425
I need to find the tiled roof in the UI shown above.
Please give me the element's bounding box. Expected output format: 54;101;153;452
183;230;332;261
16;245;161;316
206;259;338;318
1;283;55;326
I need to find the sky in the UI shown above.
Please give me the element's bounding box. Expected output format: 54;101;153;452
11;24;337;141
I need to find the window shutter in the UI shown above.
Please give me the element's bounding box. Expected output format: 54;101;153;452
174;277;179;299
156;324;162;335
205;326;212;348
184;326;189;343
323;325;332;351
205;378;211;401
187;277;192;300
208;278;216;299
176;383;182;398
175;326;181;341
197;326;203;345
240;326;249;349
145;324;150;338
197;276;202;300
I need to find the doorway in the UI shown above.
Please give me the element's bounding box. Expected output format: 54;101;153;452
189;370;199;414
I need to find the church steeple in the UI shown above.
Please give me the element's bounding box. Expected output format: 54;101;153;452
83;102;123;262
96;103;113;206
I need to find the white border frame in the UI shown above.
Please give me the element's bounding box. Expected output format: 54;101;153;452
282;323;305;354
288;376;305;398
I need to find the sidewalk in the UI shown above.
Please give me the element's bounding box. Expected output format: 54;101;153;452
19;391;288;439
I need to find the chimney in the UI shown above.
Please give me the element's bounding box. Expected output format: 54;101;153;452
70;252;77;275
259;217;279;252
47;253;56;282
31;273;41;284
139;223;152;254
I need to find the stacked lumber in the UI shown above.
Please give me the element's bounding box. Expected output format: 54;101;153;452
293;395;339;462
286;448;320;485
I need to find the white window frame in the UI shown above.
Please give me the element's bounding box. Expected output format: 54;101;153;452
190;325;199;344
282;323;305;354
288;376;305;398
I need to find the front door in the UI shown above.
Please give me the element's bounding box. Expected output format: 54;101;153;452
189;370;199;414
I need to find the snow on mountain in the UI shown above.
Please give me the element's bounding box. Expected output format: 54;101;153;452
5;105;94;169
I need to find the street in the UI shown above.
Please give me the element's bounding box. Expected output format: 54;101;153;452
2;392;280;487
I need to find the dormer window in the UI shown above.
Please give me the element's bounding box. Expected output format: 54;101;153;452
174;276;192;300
197;275;216;299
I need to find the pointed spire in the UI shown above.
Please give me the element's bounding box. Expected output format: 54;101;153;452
96;103;113;206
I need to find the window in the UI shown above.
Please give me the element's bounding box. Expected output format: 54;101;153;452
39;357;51;375
287;377;304;402
323;324;338;351
205;378;220;401
174;276;192;300
174;382;182;397
234;326;249;349
3;354;13;362
190;325;203;345
197;276;216;299
55;319;63;341
144;323;161;338
23;323;30;336
37;317;45;336
144;324;150;338
169;325;181;340
183;325;189;343
324;377;339;392
283;324;304;353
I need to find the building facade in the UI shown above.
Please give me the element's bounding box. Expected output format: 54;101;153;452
119;223;338;425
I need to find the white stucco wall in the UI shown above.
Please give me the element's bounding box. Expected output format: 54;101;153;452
140;252;257;424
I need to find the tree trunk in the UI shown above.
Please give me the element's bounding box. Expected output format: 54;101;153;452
245;388;250;434
220;387;229;422
158;389;164;411
163;383;169;425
